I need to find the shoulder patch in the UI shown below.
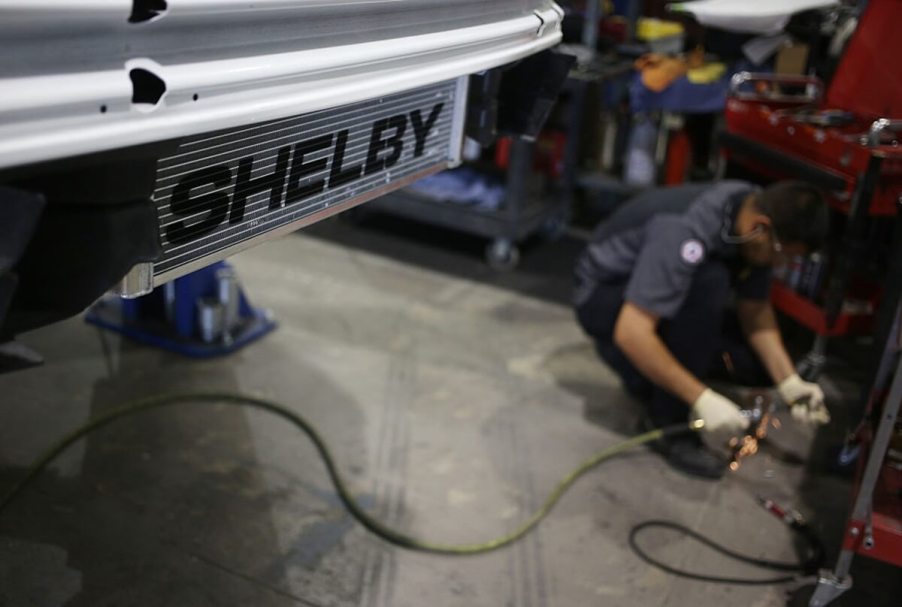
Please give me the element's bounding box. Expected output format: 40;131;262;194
680;239;705;265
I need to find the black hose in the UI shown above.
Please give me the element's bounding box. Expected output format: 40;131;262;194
628;519;825;585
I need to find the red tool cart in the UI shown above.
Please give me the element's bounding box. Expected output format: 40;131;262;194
719;0;902;379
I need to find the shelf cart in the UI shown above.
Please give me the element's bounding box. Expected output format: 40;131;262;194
366;137;568;270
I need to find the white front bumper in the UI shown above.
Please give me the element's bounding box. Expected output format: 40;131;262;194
0;1;563;170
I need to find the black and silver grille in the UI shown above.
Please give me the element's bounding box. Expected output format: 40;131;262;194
150;78;463;283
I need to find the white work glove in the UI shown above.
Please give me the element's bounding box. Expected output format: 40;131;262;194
778;373;830;425
691;389;750;435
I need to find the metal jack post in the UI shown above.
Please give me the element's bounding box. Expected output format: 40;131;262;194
86;261;276;357
809;304;902;606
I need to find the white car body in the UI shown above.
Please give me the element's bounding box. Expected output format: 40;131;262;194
0;0;563;169
0;0;565;339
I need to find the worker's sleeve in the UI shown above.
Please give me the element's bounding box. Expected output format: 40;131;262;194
735;264;772;301
624;216;706;319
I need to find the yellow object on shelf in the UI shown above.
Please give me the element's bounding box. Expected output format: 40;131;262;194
637;18;684;41
687;62;727;84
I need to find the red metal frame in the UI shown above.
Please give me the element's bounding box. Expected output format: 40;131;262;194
726;0;902;215
722;0;902;351
826;0;902;121
724;99;902;216
842;422;902;567
770;282;875;337
495;131;567;179
663;127;692;186
811;299;902;605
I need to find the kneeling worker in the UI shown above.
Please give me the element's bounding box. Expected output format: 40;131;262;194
574;181;831;479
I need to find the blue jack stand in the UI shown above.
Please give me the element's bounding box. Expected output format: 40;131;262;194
86;261;276;357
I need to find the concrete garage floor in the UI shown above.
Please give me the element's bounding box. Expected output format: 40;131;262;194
1;218;900;607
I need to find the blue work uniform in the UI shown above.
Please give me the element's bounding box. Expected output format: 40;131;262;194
573;181;771;426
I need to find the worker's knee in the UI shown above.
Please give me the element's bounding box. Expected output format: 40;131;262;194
593;339;652;401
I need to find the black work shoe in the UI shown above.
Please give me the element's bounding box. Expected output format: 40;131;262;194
657;436;727;480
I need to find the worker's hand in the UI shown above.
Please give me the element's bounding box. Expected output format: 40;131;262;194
778;373;830;425
691;389;750;435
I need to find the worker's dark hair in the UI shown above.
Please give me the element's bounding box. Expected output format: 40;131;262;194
753;181;830;250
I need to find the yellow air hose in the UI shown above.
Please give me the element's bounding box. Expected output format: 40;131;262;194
0;392;703;555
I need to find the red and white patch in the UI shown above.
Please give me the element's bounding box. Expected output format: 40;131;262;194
680;239;705;265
